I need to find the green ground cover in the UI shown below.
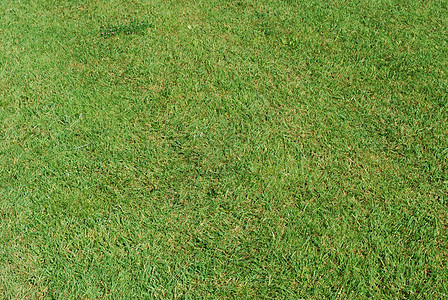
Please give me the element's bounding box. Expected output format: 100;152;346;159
1;0;447;298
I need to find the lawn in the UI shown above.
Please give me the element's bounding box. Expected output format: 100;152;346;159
0;0;447;298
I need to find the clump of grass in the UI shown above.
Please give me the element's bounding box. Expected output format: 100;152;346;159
100;19;151;39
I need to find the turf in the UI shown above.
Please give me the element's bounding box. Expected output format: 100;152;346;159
0;0;447;298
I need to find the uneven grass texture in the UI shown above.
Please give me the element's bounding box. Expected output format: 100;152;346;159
0;0;447;298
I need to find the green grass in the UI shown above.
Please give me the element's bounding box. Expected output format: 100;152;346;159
0;0;447;298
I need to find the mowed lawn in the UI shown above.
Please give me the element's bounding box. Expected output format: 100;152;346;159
0;0;447;298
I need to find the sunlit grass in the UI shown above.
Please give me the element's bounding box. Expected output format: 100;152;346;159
0;0;447;298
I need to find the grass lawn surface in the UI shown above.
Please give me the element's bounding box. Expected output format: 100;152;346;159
1;0;447;298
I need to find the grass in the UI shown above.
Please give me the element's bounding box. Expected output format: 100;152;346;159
0;0;447;298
